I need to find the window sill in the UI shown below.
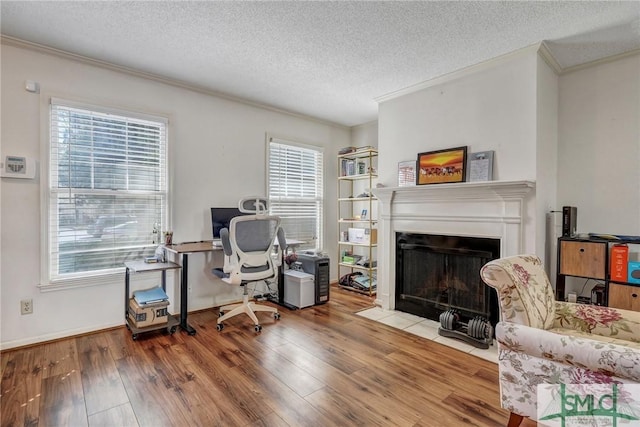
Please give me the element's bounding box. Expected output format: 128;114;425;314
39;269;124;292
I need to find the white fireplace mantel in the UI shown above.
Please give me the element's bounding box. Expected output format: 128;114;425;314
372;180;535;309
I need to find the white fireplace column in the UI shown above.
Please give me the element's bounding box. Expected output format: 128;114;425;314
372;180;535;310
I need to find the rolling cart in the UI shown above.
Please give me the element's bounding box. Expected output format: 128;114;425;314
124;260;181;340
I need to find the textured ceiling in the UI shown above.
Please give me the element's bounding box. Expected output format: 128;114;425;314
2;1;639;127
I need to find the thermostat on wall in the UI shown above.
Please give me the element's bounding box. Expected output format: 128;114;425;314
1;155;36;179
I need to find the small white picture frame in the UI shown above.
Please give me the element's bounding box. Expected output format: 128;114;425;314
467;151;494;182
397;160;416;187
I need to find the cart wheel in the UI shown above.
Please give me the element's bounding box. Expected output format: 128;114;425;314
254;325;262;332
219;311;224;317
216;323;224;331
132;334;138;340
274;312;281;320
169;326;177;334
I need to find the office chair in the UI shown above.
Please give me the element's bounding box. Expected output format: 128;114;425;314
212;197;285;332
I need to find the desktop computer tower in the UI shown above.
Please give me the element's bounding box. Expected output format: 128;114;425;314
296;253;330;304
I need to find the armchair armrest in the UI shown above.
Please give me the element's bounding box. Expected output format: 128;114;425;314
553;301;640;342
496;322;640;382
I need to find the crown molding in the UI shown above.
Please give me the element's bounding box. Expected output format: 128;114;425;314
374;41;640;104
559;47;640;75
537;41;563;74
374;43;544;104
1;35;350;130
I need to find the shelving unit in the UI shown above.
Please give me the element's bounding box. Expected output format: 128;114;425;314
556;236;640;311
337;148;378;296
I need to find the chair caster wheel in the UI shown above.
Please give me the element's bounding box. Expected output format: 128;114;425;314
254;325;262;332
274;312;280;320
132;334;138;340
168;326;177;334
218;311;224;317
216;323;224;331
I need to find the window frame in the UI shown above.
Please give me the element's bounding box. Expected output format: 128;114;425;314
266;134;324;251
40;97;170;290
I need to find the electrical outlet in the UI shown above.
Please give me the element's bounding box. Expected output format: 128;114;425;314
21;299;33;315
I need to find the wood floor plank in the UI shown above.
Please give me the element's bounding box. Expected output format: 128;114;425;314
0;346;44;427
103;328;140;361
87;402;139;427
222;327;326;398
147;340;266;426
1;285;516;426
41;339;80;380
39;370;88;427
115;352;185;426
236;359;334;427
246;411;291;427
76;333;130;415
305;386;418;427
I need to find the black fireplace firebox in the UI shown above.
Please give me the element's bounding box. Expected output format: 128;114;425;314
395;233;500;328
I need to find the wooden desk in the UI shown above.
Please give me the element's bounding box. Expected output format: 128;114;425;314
165;241;222;335
165;238;304;333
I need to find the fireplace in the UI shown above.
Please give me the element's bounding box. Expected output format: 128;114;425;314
372;180;535;313
395;232;500;327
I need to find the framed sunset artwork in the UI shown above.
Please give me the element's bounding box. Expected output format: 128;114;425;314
416;146;467;185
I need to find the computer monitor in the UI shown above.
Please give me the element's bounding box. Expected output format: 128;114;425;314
210;207;248;239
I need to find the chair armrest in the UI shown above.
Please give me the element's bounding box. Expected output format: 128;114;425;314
553;301;640;341
496;322;640;382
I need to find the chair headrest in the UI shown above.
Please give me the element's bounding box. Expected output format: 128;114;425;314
238;196;268;215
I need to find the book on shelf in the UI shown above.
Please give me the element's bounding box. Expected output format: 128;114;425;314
133;286;169;305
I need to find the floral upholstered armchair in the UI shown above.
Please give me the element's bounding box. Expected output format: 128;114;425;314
480;254;640;427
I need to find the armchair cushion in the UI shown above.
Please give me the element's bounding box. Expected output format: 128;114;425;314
553;301;640;342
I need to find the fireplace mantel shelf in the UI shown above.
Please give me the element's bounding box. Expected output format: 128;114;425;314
373;180;535;203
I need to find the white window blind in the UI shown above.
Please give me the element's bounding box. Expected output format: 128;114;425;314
48;99;168;282
268;138;323;250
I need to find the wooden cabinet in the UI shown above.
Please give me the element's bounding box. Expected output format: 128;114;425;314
556;236;640;311
559;241;606;279
608;283;640;311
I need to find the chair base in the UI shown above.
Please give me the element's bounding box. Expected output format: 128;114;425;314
217;293;279;331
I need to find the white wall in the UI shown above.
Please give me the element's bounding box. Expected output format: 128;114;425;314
536;56;560;275
377;47;639;299
0;42;350;349
558;53;640;236
557;53;640;298
351;121;378;148
378;51;539;187
378;49;540;254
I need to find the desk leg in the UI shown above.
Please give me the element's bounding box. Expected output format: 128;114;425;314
180;253;196;335
125;267;130;321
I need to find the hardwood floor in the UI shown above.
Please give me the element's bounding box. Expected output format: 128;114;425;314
1;286;536;426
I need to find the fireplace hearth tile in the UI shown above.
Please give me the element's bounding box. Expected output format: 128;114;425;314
470;343;498;364
433;335;477;353
393;311;428;324
378;314;421;330
355;306;394;321
405;321;440;340
356;307;497;363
